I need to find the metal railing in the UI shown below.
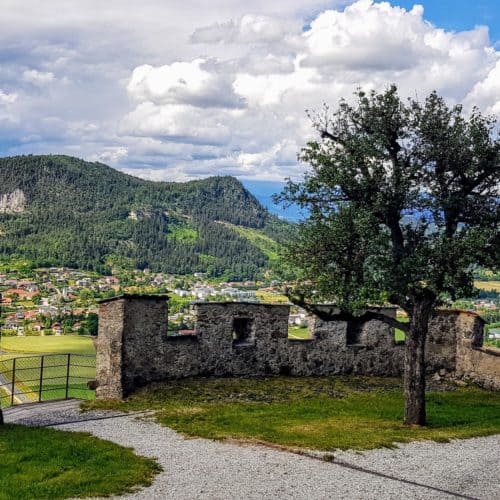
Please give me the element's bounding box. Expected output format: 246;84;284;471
0;353;96;408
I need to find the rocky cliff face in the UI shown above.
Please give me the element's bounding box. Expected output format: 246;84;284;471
0;189;26;214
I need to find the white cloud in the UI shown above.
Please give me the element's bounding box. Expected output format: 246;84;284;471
22;69;55;86
119;102;232;146
0;0;499;182
0;89;18;104
464;60;500;115
191;14;298;45
90;147;128;164
127;59;245;109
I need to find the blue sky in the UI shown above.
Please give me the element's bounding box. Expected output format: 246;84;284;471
393;0;500;42
0;0;499;198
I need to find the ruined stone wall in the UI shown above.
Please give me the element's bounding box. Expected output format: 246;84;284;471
195;302;290;377
454;311;500;390
95;296;499;400
97;295;170;398
95;298;125;399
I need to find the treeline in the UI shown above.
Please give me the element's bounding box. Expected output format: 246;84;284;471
0;155;287;279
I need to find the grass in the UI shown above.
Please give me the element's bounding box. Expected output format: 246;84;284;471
167;223;198;243
0;354;96;404
86;376;500;451
485;338;500;349
255;290;289;303
394;314;409;342
223;223;280;261
0;424;160;500
0;336;96;406
0;335;95;357
288;326;311;339
474;280;500;291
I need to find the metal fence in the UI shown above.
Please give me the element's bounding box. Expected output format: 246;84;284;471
0;353;96;408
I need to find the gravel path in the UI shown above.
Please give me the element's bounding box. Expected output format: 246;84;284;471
4;400;500;500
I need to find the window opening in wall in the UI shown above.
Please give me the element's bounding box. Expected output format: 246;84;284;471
346;319;366;345
232;317;254;346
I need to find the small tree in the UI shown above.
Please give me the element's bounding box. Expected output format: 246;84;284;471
279;85;499;425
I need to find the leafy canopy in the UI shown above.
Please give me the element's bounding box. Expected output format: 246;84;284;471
280;85;499;314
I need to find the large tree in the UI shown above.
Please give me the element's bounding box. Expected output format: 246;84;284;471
279;85;500;425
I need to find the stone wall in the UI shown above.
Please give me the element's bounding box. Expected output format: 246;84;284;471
96;295;170;398
95;296;499;399
454;311;500;390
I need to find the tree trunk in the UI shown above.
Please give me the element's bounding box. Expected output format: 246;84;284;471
404;298;433;425
0;408;3;425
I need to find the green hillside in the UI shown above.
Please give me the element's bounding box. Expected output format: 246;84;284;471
0;155;289;279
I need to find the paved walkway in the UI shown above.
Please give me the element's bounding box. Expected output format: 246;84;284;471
0;370;31;404
4;400;500;500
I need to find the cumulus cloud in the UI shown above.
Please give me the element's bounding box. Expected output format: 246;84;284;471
127;59;245;109
1;0;499;182
120;102;233;146
464;60;500;115
301;1;431;71
90;146;128;164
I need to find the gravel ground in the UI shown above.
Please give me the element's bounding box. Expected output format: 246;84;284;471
4;400;500;500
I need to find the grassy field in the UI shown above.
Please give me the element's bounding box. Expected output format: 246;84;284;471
475;280;500;291
87;376;500;451
288;326;311;339
0;424;160;499
0;336;96;406
255;290;289;304
0;353;96;404
224;223;280;262
0;335;95;357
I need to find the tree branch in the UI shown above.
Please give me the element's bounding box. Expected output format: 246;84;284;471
320;130;345;145
286;290;409;333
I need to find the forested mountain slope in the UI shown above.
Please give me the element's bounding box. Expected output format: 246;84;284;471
0;155;290;279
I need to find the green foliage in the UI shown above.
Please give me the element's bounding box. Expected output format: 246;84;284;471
0;155;287;279
167;222;198;243
168;293;191;314
280;86;500;314
0;424;160;499
86;376;500;451
82;313;99;336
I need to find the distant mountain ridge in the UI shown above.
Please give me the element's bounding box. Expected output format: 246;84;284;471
0;155;289;279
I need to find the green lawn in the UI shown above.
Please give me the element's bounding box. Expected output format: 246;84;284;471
0;335;95;357
0;354;96;405
0;424;160;500
0;336;96;406
288;326;311;339
86;376;500;451
394;314;409;342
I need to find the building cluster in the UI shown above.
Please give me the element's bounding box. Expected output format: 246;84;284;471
0;267;105;336
0;266;291;337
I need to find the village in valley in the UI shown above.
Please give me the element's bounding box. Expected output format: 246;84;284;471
1;261;499;345
0;263;313;340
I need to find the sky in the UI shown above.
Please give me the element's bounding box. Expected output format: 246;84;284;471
1;0;500;191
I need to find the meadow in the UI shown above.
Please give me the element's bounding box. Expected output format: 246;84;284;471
0;336;96;406
87;376;500;451
0;335;95;358
474;280;500;292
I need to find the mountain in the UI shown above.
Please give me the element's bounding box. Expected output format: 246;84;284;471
0;155;291;280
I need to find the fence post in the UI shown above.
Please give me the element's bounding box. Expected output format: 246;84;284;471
39;355;45;402
65;353;71;399
11;357;16;406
